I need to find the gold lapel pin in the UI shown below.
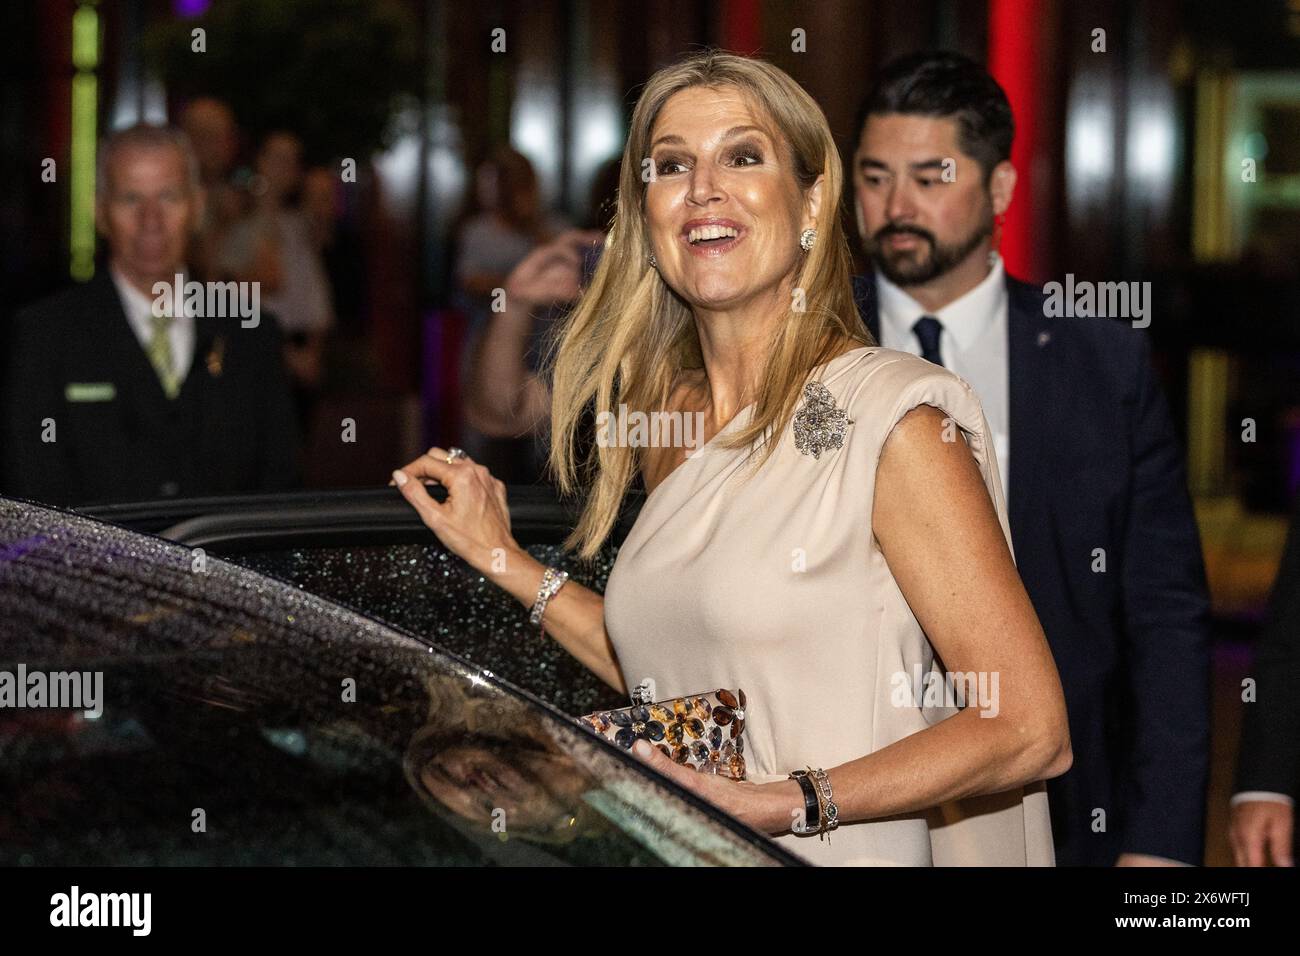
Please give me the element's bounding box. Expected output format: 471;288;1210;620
206;336;226;377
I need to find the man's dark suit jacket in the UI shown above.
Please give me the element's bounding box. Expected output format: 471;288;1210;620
855;271;1212;866
1;270;298;507
1235;490;1300;855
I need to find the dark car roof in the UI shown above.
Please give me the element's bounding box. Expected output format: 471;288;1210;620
0;498;799;866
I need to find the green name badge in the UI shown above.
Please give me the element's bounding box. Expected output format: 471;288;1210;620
64;382;117;403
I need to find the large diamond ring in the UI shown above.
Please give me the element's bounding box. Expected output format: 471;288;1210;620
446;447;466;464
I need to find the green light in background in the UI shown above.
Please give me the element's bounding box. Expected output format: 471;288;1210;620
70;74;97;281
72;5;99;70
70;5;99;282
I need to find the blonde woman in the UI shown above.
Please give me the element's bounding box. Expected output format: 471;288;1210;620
393;51;1070;866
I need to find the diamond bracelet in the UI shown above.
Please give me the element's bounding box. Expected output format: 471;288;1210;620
529;567;570;626
809;767;839;838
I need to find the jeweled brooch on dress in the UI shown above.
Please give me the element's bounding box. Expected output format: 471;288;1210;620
792;380;854;459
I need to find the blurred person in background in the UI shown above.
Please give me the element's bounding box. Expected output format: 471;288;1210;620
460;158;617;483
0;124;297;506
220;130;335;429
453;146;569;483
851;51;1210;867
1231;490;1299;867
454;145;570;302
462;228;603;465
302;165;366;340
180;96;246;280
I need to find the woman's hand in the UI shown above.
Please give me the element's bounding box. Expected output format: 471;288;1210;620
629;739;802;836
391;447;520;576
391;449;627;694
464;229;602;439
503;229;604;311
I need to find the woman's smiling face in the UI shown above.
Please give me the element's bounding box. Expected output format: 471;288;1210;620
645;84;821;314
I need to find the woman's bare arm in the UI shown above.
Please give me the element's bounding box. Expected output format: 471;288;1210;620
391;449;625;695
465;229;602;438
463;297;551;437
489;549;626;695
820;404;1071;823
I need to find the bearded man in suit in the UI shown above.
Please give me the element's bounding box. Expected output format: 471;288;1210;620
850;52;1212;866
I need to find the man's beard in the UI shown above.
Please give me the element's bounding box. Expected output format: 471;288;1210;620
867;218;992;286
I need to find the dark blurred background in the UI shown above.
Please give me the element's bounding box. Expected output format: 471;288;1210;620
2;0;1298;863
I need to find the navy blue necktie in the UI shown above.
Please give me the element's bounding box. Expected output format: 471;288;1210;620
912;315;945;367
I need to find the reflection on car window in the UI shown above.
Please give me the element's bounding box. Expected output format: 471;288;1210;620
402;667;781;866
0;500;789;866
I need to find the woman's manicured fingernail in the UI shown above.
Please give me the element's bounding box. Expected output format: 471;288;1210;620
633;740;651;758
391;470;408;487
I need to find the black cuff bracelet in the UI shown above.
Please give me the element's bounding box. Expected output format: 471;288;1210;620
788;769;821;835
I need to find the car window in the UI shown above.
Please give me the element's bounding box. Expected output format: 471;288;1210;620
233;542;626;718
0;499;797;866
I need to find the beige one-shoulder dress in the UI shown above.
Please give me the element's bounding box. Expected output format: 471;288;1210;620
602;346;1055;866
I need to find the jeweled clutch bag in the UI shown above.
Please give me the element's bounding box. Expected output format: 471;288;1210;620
579;686;747;780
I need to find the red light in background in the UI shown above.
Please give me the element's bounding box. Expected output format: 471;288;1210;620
988;0;1042;282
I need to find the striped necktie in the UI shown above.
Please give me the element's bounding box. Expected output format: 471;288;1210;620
146;312;181;399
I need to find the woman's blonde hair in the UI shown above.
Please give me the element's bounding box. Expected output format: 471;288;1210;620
546;50;873;558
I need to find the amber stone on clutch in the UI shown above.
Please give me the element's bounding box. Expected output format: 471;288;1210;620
663;697;707;744
714;688;746;739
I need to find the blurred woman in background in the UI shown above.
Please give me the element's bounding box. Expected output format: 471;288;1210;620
221;130;335;429
453;146;571;482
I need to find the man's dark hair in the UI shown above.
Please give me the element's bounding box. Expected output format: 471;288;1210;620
853;51;1014;181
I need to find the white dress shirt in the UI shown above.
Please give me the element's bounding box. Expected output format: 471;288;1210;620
110;265;195;386
875;254;1011;501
